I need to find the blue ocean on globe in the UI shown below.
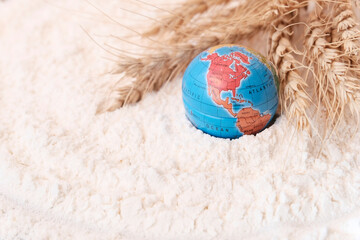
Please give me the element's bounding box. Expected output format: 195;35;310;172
182;44;279;139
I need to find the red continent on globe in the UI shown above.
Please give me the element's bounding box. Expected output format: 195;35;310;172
236;107;272;135
202;51;271;135
202;52;250;97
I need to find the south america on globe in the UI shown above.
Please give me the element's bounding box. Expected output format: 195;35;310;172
182;44;279;139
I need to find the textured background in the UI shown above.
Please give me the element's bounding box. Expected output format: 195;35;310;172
0;0;360;239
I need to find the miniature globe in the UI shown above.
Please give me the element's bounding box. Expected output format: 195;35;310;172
182;44;279;139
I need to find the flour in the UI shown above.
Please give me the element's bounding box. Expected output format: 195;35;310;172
0;0;360;239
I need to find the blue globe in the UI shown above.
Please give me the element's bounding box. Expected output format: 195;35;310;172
182;44;279;139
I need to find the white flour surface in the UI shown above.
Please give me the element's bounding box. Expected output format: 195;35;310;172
0;0;360;239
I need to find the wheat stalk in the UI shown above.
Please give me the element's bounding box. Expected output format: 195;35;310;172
145;0;275;44
305;4;360;131
98;0;310;113
332;0;360;125
96;34;254;113
268;0;311;131
143;0;231;37
96;1;273;112
96;0;359;136
332;1;360;61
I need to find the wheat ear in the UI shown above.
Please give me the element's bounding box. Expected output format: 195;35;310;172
97;1;275;112
145;0;275;44
268;1;311;131
143;0;231;37
98;0;312;113
332;1;360;124
332;1;360;60
305;7;360;130
96;34;256;113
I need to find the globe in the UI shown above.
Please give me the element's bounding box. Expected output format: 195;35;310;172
182;44;279;139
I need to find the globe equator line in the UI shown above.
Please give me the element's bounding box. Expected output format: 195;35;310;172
183;99;239;121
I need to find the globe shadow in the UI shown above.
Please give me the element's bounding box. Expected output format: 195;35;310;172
268;113;280;128
256;113;280;136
